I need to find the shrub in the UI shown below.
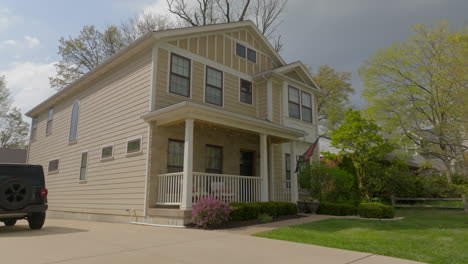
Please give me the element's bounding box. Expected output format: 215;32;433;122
230;202;297;221
257;213;273;223
358;203;395;219
191;196;231;228
299;162;360;205
317;202;357;216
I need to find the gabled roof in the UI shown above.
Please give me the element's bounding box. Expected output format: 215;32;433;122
26;21;285;117
254;61;323;94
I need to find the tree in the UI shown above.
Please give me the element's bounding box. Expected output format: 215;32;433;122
50;13;173;90
167;0;288;51
311;65;354;134
359;21;468;180
0;76;29;148
331;109;393;201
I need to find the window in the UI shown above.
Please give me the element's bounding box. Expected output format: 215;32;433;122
48;159;59;173
167;139;184;173
69;101;80;142
240;79;252;104
169;53;191;97
288;86;300;119
127;137;142;154
247;48;257;63
301;91;312;123
46;107;54;135
206;145;223;174
79;152;88;181
236;43;246;58
30;117;38;141
101;145;114;160
205;67;223;106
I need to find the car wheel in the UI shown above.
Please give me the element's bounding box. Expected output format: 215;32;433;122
3;219;17;226
28;212;45;230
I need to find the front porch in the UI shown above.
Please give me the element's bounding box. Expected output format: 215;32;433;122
142;102;305;219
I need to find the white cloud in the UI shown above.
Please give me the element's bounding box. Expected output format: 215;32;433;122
1;61;57;117
141;0;172;17
24;36;40;48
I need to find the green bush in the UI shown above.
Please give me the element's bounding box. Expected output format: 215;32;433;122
317;202;357;216
230;202;297;221
257;213;273;223
358;203;395;219
299;162;360;205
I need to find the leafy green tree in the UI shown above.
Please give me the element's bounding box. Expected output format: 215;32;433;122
0;76;29;148
311;65;354;134
331;109;393;201
50;13;173;90
359;21;467;180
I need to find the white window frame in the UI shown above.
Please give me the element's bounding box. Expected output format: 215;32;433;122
48;158;60;174
168;52;192;99
46;106;54;136
100;144;114;161
126;136;143;156
69;100;80;143
239;79;253;105
30;117;38;141
204;65;224;107
79;150;88;183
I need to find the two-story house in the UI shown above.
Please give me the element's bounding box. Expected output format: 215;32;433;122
26;21;322;226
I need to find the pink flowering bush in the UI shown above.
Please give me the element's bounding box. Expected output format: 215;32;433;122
192;196;232;228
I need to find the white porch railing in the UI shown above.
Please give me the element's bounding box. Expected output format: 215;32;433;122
193;172;262;204
272;180;291;202
156;172;183;205
155;172;262;205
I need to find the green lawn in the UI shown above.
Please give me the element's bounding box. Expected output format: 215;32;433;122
254;209;468;264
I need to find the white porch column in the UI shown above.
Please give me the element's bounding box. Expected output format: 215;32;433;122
260;133;269;202
268;139;275;201
181;119;194;210
290;140;299;203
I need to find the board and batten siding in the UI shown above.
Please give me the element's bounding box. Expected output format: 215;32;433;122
27;49;152;217
155;47;259;119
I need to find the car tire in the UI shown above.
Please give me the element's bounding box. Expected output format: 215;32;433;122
28;212;45;230
0;177;33;210
3;219;17;226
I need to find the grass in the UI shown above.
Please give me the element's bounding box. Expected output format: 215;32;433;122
397;200;464;207
254;209;468;264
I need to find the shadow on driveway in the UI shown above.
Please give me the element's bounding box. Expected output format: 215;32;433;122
0;224;88;237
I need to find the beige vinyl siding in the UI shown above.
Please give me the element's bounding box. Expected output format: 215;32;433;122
256;80;267;120
155;48;258;119
272;80;282;124
28;49;152;217
171;29;278;75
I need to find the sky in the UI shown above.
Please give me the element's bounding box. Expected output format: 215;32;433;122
0;0;466;119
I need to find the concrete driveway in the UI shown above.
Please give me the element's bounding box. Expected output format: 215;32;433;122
0;219;423;264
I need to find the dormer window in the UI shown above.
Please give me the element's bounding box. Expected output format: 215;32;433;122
236;43;246;58
247;48;256;63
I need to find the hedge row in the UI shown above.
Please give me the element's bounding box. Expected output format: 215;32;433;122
317;202;357;216
230;202;298;221
358;203;395;219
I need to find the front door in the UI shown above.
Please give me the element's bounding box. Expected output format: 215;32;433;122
240;151;254;176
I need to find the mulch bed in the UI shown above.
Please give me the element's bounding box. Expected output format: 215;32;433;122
186;214;308;230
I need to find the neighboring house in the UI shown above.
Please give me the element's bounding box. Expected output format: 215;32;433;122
0;148;27;163
26;21;321;225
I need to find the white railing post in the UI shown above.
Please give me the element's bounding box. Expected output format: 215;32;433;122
290;140;299;203
260;133;269;202
181;119;194;210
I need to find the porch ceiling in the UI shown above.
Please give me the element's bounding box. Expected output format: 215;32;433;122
141;101;306;140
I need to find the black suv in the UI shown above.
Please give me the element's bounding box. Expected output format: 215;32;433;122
0;164;48;229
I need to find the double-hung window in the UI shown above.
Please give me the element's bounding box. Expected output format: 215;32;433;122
205;67;223;106
69;101;80;142
301;91;312;123
167;139;184;173
240;79;252;104
206;145;222;174
169;53;191;97
46;107;54;135
288;86;300;119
